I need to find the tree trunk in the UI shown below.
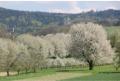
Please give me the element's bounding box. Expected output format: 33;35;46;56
88;60;94;70
25;68;28;73
116;67;119;71
33;67;36;73
17;70;20;75
7;70;10;76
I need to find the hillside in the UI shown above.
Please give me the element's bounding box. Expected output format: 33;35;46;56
0;7;120;35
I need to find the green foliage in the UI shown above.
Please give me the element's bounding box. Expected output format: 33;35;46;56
0;7;120;35
106;28;120;70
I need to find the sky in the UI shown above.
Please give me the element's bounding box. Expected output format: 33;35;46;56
0;1;120;13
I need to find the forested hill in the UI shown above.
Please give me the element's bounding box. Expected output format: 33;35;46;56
0;7;120;35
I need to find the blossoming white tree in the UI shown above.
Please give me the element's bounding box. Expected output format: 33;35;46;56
44;33;70;58
16;34;46;72
44;33;71;67
13;42;31;74
0;38;18;76
69;23;114;70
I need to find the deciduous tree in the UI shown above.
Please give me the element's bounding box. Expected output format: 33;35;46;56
69;23;114;70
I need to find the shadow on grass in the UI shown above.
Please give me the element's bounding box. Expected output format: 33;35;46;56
99;72;120;74
56;69;88;72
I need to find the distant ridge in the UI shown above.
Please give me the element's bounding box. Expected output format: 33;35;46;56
0;7;120;34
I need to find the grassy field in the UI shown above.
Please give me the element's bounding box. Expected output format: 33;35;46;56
0;68;56;81
0;65;120;81
61;73;120;81
61;65;120;81
105;26;120;35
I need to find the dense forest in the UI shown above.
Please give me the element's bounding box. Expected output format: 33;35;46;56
0;7;120;35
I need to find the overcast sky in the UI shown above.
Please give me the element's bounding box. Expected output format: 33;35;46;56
0;1;120;13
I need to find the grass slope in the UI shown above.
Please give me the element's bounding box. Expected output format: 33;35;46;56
61;73;120;81
105;26;120;35
15;72;91;81
0;65;120;81
0;68;56;81
61;65;120;81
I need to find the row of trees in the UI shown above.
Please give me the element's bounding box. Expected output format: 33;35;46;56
0;33;78;76
109;31;120;70
0;23;118;76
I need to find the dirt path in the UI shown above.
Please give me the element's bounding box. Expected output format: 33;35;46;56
0;72;17;76
15;72;91;81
